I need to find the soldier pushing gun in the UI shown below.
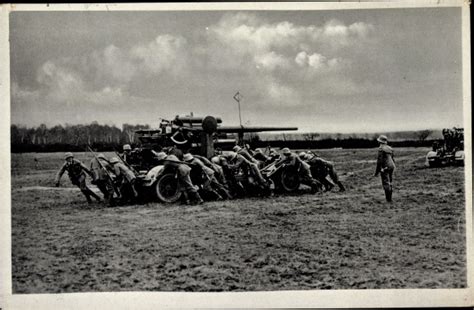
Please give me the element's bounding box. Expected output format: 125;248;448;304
55;152;102;204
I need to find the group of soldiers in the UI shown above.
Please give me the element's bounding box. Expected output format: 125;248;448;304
55;143;346;206
440;127;464;153
55;150;139;206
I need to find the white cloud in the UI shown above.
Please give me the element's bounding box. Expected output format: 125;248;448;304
263;78;301;106
131;34;188;75
294;51;344;71
17;33;189;111
254;51;289;71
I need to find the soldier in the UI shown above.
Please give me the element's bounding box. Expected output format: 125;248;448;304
224;151;269;190
211;153;244;196
374;135;396;202
233;145;259;165
90;153;116;207
109;157;139;203
156;152;204;205
303;152;345;192
194;154;229;188
122;144;132;163
183;153;232;200
277;148;322;193
55;152;102;204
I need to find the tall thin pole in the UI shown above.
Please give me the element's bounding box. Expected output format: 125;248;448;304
233;91;243;128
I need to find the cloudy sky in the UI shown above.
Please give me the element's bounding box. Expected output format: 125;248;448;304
10;8;464;132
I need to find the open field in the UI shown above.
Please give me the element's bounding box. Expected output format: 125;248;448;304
11;148;467;293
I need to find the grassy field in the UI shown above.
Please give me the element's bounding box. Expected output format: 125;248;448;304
10;148;467;293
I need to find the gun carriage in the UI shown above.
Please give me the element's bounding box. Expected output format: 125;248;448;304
126;115;299;202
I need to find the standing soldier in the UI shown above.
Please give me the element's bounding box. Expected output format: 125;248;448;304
90;153;116;207
109;157;139;203
374;135;396;202
55;152;102;204
277;148;322;193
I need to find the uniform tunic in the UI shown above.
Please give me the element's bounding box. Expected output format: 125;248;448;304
279;153;321;191
55;159;101;203
375;144;396;192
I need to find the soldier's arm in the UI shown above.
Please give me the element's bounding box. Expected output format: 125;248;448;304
219;157;230;169
227;156;244;170
374;150;383;175
287;155;296;166
80;161;93;177
114;165;121;178
54;163;67;185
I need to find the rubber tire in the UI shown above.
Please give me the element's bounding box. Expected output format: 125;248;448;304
280;168;300;192
155;173;182;203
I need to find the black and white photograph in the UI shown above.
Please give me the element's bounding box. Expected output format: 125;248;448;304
1;1;472;308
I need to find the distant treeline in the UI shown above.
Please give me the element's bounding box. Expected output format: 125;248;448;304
11;122;150;153
11;123;440;153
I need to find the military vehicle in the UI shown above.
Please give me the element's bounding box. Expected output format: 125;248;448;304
426;127;464;167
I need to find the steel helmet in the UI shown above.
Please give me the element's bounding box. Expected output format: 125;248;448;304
109;157;120;164
281;148;291;156
97;153;106;160
298;151;307;158
377;135;388;144
227;151;237;159
64;152;74;160
123;144;132;151
233;145;242;152
211;156;220;164
183;153;194;162
156;152;167;161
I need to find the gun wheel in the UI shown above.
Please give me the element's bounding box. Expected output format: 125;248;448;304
155;173;182;203
280;168;300;192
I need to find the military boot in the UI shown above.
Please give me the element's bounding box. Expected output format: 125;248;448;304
180;191;190;205
384;189;392;202
220;188;233;200
190;192;204;205
310;181;321;194
337;181;346;192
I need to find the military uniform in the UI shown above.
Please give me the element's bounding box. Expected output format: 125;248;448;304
226;153;268;188
90;155;116;206
160;154;203;204
278;149;322;193
185;154;232;200
374;136;396;202
195;154;229;188
55;155;101;204
306;154;345;191
110;158;138;202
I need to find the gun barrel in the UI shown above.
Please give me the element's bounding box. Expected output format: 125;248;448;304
176;116;223;124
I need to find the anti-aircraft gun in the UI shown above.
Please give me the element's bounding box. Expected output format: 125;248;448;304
134;115;297;158
132;114;298;203
426;127;464;167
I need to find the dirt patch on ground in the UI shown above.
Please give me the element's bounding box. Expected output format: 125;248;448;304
11;148;467;293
